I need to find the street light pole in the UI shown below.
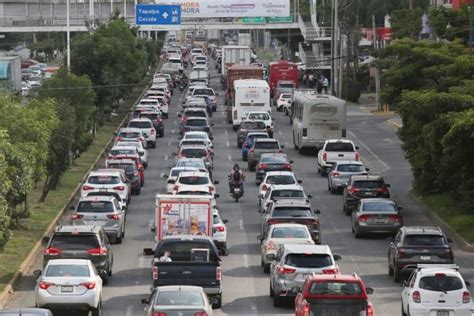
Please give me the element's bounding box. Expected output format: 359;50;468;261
66;0;71;71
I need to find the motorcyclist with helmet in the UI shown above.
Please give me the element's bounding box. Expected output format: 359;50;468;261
228;164;245;195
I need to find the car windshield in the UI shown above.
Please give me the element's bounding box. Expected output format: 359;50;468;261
325;143;355;152
266;175;295;185
241;121;266;130
177;160;204;168
310;282;363;296
110;149;136;156
419;276;464;292
247;113;270;121
87;176;120;185
181;148;207;158
271;227;309;239
118;131;141;138
128;121;152;129
140;113;159;120
362;201;396;212
193;89;214;96
77;201;115;213
186;119;208;127
404;235;447;246
179;176;209;185
272;207;312;217
271;190;304;198
45;264;90;277
337;164;365;172
50;235;100;250
156;291;204;306
261;156;288;164
255;142;279;150
285;254;332;268
353;180;383;189
185;134;207;140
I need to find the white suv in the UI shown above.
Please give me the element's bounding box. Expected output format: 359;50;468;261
172;171;218;195
401;264;472;316
81;170;131;205
127;118;157;148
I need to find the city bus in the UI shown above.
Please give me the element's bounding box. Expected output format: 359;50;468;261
232;79;271;130
292;91;347;153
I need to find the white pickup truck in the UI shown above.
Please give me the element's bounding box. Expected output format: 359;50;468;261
317;139;360;176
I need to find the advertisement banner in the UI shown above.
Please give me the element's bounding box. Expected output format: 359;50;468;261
154;0;290;18
158;200;211;239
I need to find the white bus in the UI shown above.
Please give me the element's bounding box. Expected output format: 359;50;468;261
232;79;271;129
292;91;347;153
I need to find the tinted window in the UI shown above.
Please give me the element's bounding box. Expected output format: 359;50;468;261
129;121;152;129
179;176;209;185
156;291;204;306
87;176;120;185
266;175;295;185
184;111;207;118
46;264;90;277
337;164;365;172
271;227;308;239
285;254;332;268
310;282;363;295
325;143;355;152
110;149;136;156
182;140;206;146
248;134;268;142
176;160;204;168
181;148;207;158
157;241;217;262
186;119;208;127
118;131;141;138
185;134;207;140
50;234;100;250
404;235;447;246
353;180;383;189
108;164;135;173
362;202;397;212
247;113;270;121
77;201;115;213
261;155;288;164
241;121;266;130
272;207;312;217
194;89;214;96
271;190;304;198
419;276;463;292
140;113;159;120
255;142;279;150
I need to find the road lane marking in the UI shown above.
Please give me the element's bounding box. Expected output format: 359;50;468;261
174;120;177;124
125;306;133;316
165;155;168;161
168;141;171;146
226;141;229;147
278;130;282;136
348;131;390;171
228;155;232;161
225;130;228;135
243;254;249;267
239;219;244;230
172;129;175;134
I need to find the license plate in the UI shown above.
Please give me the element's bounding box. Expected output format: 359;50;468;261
302;274;311;278
364;192;375;196
374;219;387;224
99;188;107;192
420;256;431;261
61;286;73;293
84;220;104;226
437;311;449;316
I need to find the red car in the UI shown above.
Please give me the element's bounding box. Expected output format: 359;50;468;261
294;274;374;316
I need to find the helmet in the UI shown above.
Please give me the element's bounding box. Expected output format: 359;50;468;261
233;164;240;172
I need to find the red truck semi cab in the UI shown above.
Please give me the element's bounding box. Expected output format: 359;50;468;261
294;273;374;316
268;60;299;96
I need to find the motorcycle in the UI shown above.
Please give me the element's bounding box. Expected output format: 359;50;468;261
230;181;243;202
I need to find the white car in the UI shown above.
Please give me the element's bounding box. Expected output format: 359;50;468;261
106;145;143;167
112;143;148;167
28;75;43;88
21;81;31;96
115;127;147;149
181;131;213;147
127;118;157;148
191;48;204;57
401;264;472;316
276;93;293;113
258;184;310;213
164;166;200;193
167;57;183;71
138;98;160;110
244;111;273;135
193;63;208;72
258;171;300;197
172;171;218;195
35;259;103;315
259;223;314;273
191;87;217;107
80;170;131;205
213;210;228;254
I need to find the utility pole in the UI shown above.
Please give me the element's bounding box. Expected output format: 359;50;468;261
372;15;376;50
331;0;339;95
409;0;414;10
66;0;71;71
470;4;473;55
338;27;343;98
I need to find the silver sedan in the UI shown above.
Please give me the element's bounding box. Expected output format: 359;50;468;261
327;160;368;194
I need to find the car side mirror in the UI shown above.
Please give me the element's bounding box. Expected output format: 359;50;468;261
33;269;42;277
41;236;50;247
333;254;342;261
289;160;294;164
447;237;453;243
214;180;219;184
257;234;263;240
280;145;285;149
465;281;471;287
143;248;154;256
211;145;215;149
355;146;359;150
113;132;117;136
307;194;313;199
365;168;370;171
398;206;403;211
315;209;321;214
140;298;149;304
211;123;215;126
215;93;219;96
150;226;156;233
177;113;182;117
297;180;303;184
223;219;229;224
139;167;144;172
366;287;374;294
162;174;169;179
69;204;75;210
172;152;178;156
258;194;264;199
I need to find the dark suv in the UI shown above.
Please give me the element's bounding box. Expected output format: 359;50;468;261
42;225;113;283
107;158;142;195
387;226;454;282
236;120;268;148
342;175;390;215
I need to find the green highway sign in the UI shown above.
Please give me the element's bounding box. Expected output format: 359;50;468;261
267;16;293;23
242;17;266;24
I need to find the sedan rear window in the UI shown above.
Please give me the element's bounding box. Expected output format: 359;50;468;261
118;131;141;138
46;264;90;277
181;149;207;158
271;227;308;239
184;111;207;118
179;176;209;185
110;149;136;156
241;121;266;130
310;282;363;295
271;190;305;199
255;141;279;150
325;143;355;152
87;176;120;185
272;208;312;217
362;202;397;213
193;89;214;96
128;121;152;129
404;235;447;246
419;276;463;292
266;175;295;185
156;291;204;306
353;180;383;189
186;119;208;127
261;155;288;164
108;164;136;173
50;235;100;250
285;254;332;268
337;164;365;172
77;201;115;213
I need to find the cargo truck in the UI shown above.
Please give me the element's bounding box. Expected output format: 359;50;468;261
220;45;252;77
0;56;22;94
268;60;299;96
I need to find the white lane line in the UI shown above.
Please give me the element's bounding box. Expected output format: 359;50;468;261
243;254;250;267
168;141;171;146
171;129;176;134
239;219;244;230
226;141;229;147
228;155;232;161
278;130;282;136
125;306;133;316
225;130;228;135
165;155;168;161
348;131;391;171
138;255;146;268
160;172;165;178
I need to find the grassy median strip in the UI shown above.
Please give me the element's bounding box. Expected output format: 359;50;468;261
421;193;474;244
0;74;152;293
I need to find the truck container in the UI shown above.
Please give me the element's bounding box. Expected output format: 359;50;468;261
0;56;21;94
268;60;299;95
225;65;264;123
220;45;252;77
238;33;252;46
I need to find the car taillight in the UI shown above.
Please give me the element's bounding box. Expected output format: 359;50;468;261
322;268;339;274
257;163;267;170
322;152;327;161
249;148;254;154
331;171;340;177
87;247;107;256
113;185;125;191
412;290;421;303
347;186;360;194
302;301;310;316
355;152;360;161
152;312;166;316
209;186;214;193
399;248;407;259
80;282;96;290
366;302;374;316
44;247;62;256
39;281;54;290
107;214;121;220
233;111;237;119
82;185;94;191
195;312;208;316
265;240;276;250
216;267;222;281
115;137;122;141
72;214;83;220
152;266;158;280
358;214;371;222
173;185;179;191
151;129;155;134
389;215;402;222
139;136;145;141
215;226;225;232
463;291;471;304
267;219;283;225
278;149;284;153
133;171;139;177
283;163;292;170
377;187;389;194
277;266;296;274
262;185;268;191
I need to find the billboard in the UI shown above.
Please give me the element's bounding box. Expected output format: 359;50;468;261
154;0;290;18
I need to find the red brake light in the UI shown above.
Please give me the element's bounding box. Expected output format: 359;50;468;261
107;214;121;221
194;312;208;316
412;290;421;303
331;171;340;177
348;186;360;194
267;219;283;225
302;302;310;316
257;163;267;170
44;247;62;256
152;266;158;280
278;149;284;153
399;248;407;259
366;302;374;316
283;163;292;170
152;312;166;316
82;185;94;191
173;185;179;191
277;266;296;274
216;267;222;281
262;185;268;191
39;281;54;290
358;214;371;222
133;171;139;177
322;268;339;274
215;226;225;232
80;282;96;290
389;215;402;222
355;152;360;161
249;148;254;154
377;187;389;193
322;152;327;161
113;185;125;191
87;247;107;256
72;214;83;220
463;291;471;304
151;129;155;134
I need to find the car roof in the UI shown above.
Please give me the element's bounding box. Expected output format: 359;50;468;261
417;265;460;277
269;223;309;229
269;184;303;190
255;138;278;143
111;146;137;151
156;285;205;292
129;118;153;123
308;273;364;283
180;145;207;149
184;108;207;112
402;226;443;235
351;175;384;181
186;117;208;121
184;131;209;137
265;171;295;177
246;132;268;137
360;198;396;204
334;160;364;165
88;170;123;177
54;224;102;233
178;171;209;177
139;99;159;103
118;127;142;132
106;159;136;165
46;258;92;265
170;166;199;172
325;139;354;143
283;244;331;254
78;195;116;203
273;199;311;206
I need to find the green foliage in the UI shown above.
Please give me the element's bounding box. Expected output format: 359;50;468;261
0;130;12;250
342;75;362;102
428;6;470;41
391;8;424;39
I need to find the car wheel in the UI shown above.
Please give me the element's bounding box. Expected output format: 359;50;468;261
269;282;274;298
159;130;164;138
116;232;123;244
272;295;282;307
354;227;361;239
263;264;270;274
344;204;352;216
401;302;407;316
237;141;242;149
212;295;222;309
152;141;157;148
394;265;402;282
91;301;102;316
102;275;109;285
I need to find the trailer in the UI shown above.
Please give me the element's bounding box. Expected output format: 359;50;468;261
220;45;252;77
0;56;21;94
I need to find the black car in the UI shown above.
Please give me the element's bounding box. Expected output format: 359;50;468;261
343;175;390;215
42;225;113;283
107;159;142;194
255;153;293;185
387;226;454;282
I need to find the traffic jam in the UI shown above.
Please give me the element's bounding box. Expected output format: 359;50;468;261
25;35;473;316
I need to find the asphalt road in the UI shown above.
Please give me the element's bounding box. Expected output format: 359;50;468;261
5;59;474;316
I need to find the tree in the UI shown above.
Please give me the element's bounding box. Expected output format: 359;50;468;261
428;6;470;41
0;130;12;250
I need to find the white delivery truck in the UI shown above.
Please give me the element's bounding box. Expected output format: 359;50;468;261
220;45;252;77
232;79;271;129
238;33;251;46
154;194;213;241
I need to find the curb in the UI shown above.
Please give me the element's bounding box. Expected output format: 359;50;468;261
410;192;474;253
387;119;402;128
0;70;153;309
